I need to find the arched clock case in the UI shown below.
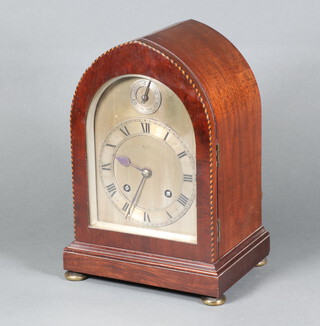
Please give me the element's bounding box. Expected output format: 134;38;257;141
63;20;270;304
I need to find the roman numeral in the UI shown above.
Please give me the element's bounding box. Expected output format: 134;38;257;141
144;212;151;222
177;194;189;206
178;151;187;159
106;183;116;197
183;174;193;182
163;132;169;141
120;126;130;136
141;122;150;133
106;143;116;148
166;211;173;219
101;163;111;171
122;202;129;212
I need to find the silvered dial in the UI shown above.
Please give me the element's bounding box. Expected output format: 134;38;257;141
130;79;161;114
99;118;196;227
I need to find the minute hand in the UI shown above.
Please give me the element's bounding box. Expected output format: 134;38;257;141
126;174;146;219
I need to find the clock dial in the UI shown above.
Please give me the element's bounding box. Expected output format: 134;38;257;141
130;79;161;114
87;74;197;243
99;118;196;227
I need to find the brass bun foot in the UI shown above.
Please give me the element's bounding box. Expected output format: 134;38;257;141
256;258;268;267
64;271;88;281
201;294;226;306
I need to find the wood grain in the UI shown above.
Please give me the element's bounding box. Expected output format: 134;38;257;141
64;19;270;297
143;20;263;256
64;227;269;297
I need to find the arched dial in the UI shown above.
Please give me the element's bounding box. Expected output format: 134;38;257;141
99;118;196;227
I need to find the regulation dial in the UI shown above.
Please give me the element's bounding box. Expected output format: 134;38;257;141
130;79;162;114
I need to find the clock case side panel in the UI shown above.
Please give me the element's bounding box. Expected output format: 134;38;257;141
66;41;216;263
143;19;270;258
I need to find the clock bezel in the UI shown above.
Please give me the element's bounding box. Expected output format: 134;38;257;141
70;41;217;263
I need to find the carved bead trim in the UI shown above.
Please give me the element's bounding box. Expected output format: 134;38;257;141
70;40;216;262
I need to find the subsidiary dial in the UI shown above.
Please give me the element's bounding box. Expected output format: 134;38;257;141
130;79;162;114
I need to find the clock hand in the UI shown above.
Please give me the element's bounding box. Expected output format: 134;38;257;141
141;80;152;104
116;156;144;172
116;155;152;218
126;174;146;219
125;167;152;219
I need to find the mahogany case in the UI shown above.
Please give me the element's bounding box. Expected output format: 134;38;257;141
63;19;270;298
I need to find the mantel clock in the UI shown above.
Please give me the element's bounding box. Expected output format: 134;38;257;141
63;20;270;305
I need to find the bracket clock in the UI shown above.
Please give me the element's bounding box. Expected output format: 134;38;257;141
63;19;270;305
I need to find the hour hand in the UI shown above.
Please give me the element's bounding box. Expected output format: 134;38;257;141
116;156;131;167
116;156;144;172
